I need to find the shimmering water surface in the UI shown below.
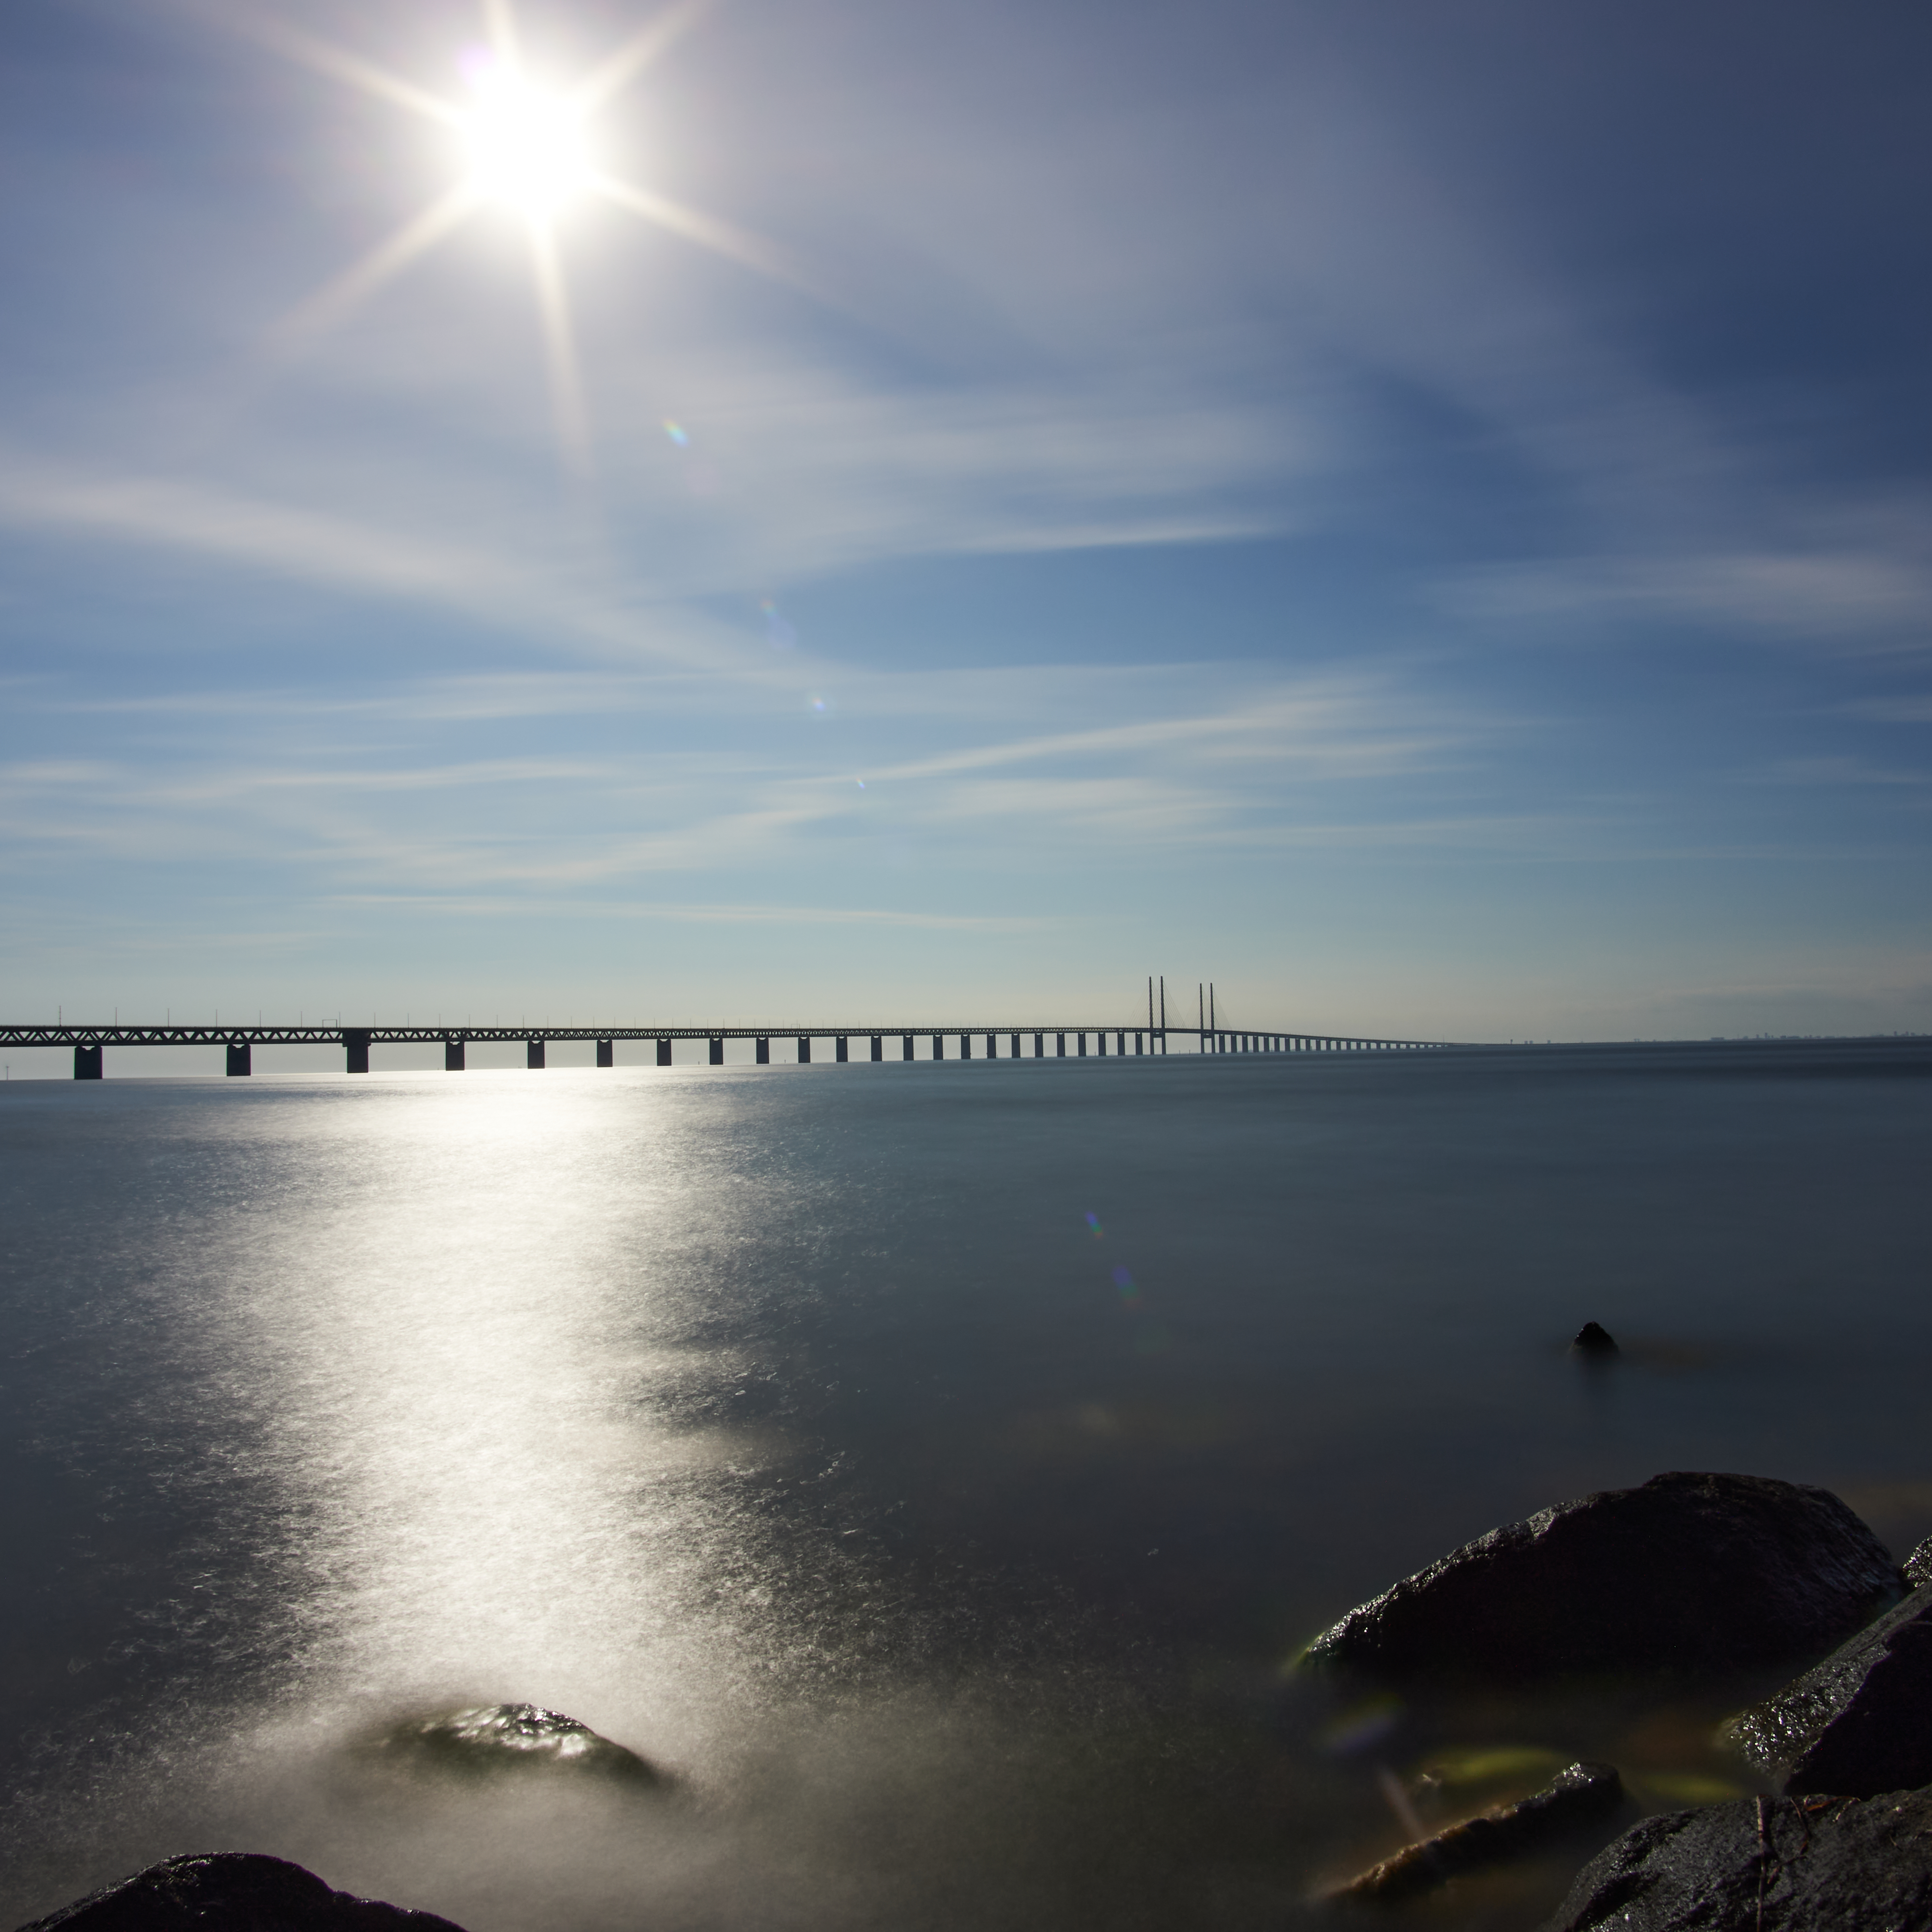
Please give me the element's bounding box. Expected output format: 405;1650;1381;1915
4;1043;1932;1929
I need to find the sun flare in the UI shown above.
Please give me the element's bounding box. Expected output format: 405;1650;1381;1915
265;1;792;474
460;60;594;217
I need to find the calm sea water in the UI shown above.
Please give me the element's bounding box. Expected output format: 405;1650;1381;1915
3;1042;1931;1929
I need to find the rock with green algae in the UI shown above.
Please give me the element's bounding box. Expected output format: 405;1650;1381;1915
14;1851;466;1930
369;1702;663;1786
1330;1761;1626;1904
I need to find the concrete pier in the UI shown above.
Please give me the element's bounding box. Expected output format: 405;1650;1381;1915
836;1036;849;1062
346;1029;370;1074
74;1043;102;1080
960;1033;971;1060
756;1037;770;1064
526;1040;545;1069
798;1036;811;1063
657;1037;672;1065
709;1037;724;1064
445;1038;465;1071
871;1036;883;1061
902;1033;914;1060
596;1040;613;1068
226;1040;252;1076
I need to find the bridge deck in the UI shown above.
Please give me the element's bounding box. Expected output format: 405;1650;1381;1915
2;1023;1450;1049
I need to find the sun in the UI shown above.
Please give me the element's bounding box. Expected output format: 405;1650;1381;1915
260;1;796;473
459;57;594;218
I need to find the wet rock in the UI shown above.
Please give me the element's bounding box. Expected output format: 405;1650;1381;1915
1333;1761;1624;1904
1903;1534;1932;1590
1544;1789;1932;1931
1570;1323;1619;1355
370;1702;662;1786
1304;1472;1902;1681
1727;1585;1932;1796
14;1851;466;1930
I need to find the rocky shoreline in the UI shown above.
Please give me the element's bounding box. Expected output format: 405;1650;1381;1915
1307;1453;1932;1927
20;1460;1932;1930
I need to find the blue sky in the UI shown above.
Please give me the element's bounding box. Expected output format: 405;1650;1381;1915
3;0;1931;1045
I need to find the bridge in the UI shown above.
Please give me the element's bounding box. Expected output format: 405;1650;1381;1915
6;981;1453;1078
7;1020;1453;1078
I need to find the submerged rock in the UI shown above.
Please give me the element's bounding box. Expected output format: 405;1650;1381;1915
1544;1789;1932;1931
15;1851;466;1930
1727;1585;1932;1796
1570;1323;1619;1355
1333;1761;1624;1904
370;1703;662;1786
1304;1472;1902;1681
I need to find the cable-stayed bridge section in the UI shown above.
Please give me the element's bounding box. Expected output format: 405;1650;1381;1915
1;1020;1456;1079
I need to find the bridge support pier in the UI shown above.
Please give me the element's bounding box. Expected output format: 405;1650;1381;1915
902;1033;914;1060
346;1029;370;1075
1035;1033;1044;1057
836;1036;849;1063
527;1040;545;1070
596;1040;614;1068
798;1037;811;1063
226;1040;252;1076
656;1037;672;1065
756;1037;770;1064
960;1034;971;1060
445;1038;466;1071
710;1037;724;1065
1056;1033;1065;1057
74;1043;102;1080
1010;1033;1021;1058
931;1034;944;1061
871;1036;882;1062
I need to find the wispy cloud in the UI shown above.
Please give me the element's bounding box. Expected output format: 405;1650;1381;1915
329;894;1037;931
1446;541;1932;653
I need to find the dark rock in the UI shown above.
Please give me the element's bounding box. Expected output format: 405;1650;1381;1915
1903;1535;1932;1591
369;1703;661;1785
1728;1584;1932;1796
1543;1789;1932;1931
14;1852;466;1931
1570;1323;1619;1355
1333;1761;1624;1904
1304;1471;1902;1681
